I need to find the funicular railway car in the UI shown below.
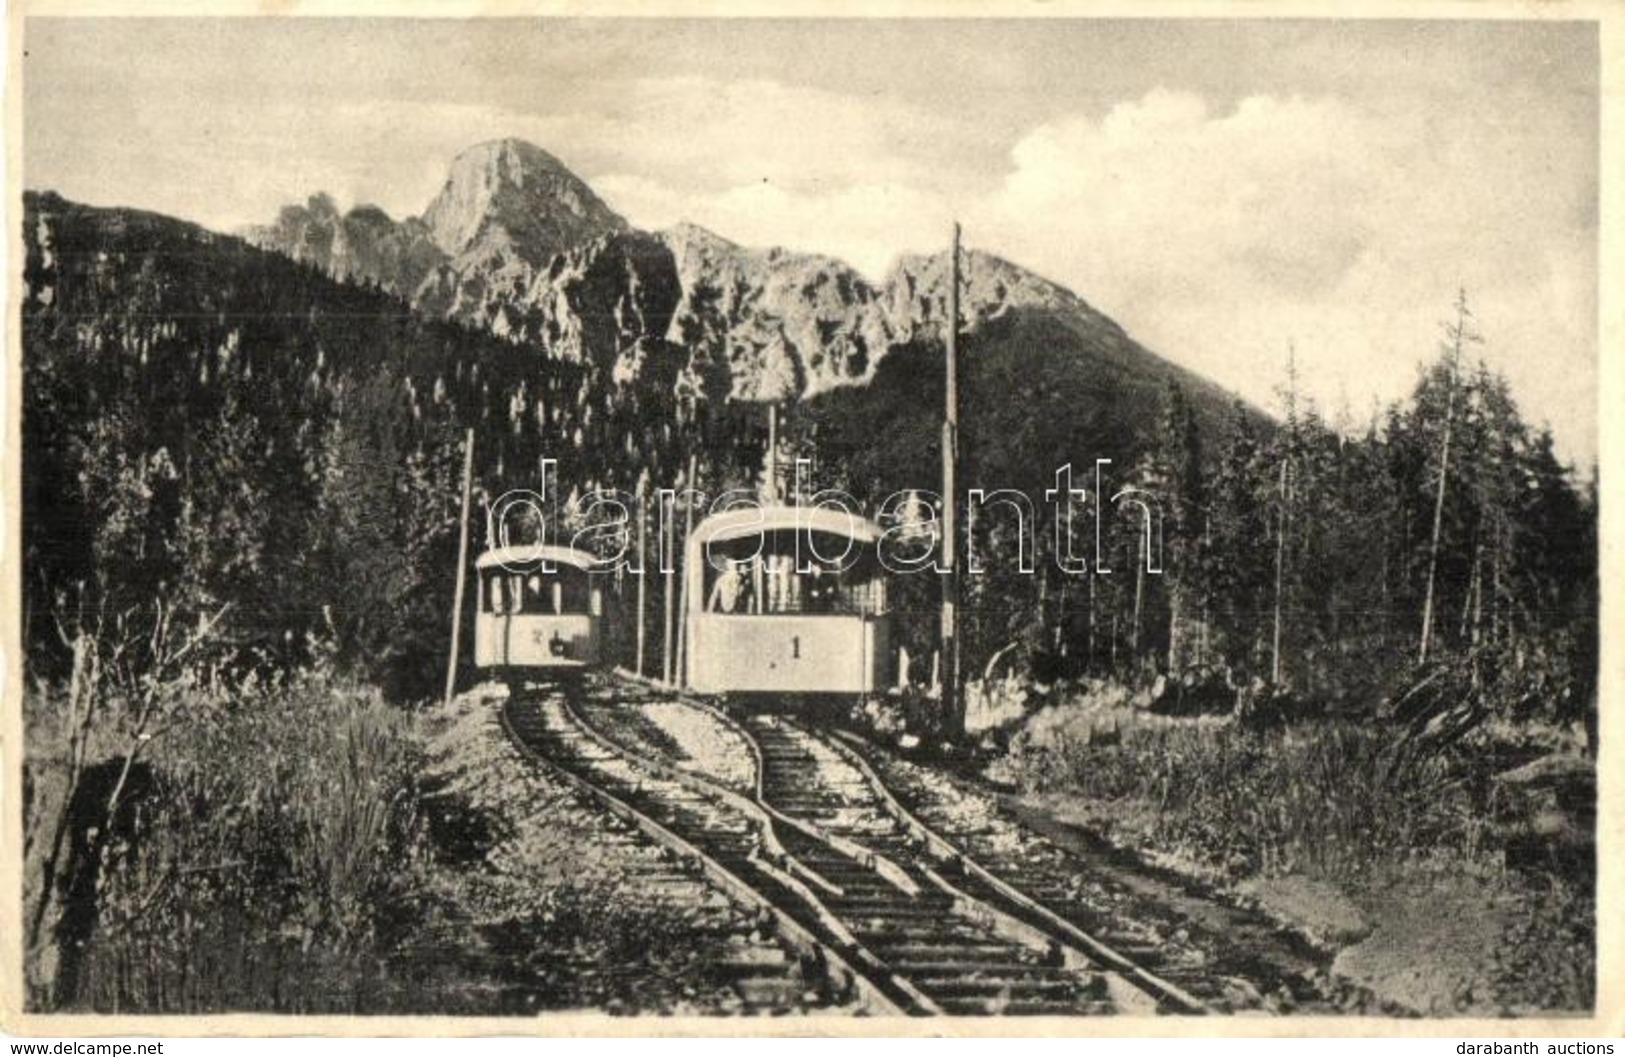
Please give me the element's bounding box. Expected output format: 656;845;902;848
475;544;605;687
685;506;892;696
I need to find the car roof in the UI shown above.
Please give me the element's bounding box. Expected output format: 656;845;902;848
475;544;601;571
689;504;882;548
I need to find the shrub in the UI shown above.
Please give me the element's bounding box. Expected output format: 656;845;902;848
36;667;421;1013
1010;719;1500;883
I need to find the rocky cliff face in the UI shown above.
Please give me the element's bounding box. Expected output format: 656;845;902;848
422;139;626;264
245;137;1151;405
415;139;629;321
884;247;1119;342
654;223;1141;399
658;222;896;400
245;138;628;324
242;194;444;297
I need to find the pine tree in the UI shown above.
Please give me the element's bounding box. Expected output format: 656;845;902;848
1418;289;1481;663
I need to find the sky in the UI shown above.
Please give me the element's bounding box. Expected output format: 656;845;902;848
22;17;1600;468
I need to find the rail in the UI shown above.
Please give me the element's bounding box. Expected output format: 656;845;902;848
529;677;1216;1015
659;695;1158;1013
497;693;906;1016
815;723;1213;1015
530;692;942;1014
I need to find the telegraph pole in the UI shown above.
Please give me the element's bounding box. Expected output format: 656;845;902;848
676;453;698;687
766;403;779;504
941;223;962;736
662;490;676;685
635;484;647;677
444;428;475;709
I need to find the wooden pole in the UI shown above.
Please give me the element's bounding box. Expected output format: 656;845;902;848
444;428;475;708
676;453;697;687
1133;528;1145;658
941;222;962;736
662;491;676;685
1086;568;1096;671
636;488;647;677
766;403;779;504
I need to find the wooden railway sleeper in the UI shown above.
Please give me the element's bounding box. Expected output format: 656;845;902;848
815;723;1214;1015
538;695;943;1015
499;694;911;1016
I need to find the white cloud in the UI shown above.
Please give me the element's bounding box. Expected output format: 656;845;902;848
961;90;1597;465
584;84;1594;464
595;173;949;279
518;84;1602;466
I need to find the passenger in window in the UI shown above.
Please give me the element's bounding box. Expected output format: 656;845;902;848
710;560;745;613
740;560;757;614
767;553;794;613
786;558;803;613
807;565;837;613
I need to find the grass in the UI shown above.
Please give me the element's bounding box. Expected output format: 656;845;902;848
26;669;423;1013
25;669;802;1015
1009;720;1505;882
997;691;1596;1012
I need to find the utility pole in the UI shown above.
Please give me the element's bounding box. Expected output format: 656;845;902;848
941;223;962;736
663;490;676;685
766;403;779;504
636;480;647;677
1274;346;1298;685
444;428;475;708
676;453;698;687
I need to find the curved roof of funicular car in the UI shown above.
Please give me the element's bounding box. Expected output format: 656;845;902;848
688;504;883;549
475;544;602;572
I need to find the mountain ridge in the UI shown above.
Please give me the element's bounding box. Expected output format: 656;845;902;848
241;138;1256;429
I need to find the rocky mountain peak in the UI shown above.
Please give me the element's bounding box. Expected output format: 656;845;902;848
421;138;627;263
242;138;1146;403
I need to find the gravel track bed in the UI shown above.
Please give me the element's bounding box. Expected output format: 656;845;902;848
407;687;823;1014
836;731;1386;1014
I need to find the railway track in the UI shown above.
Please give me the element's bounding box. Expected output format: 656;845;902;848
514;682;1224;1015
811;724;1372;1013
740;713;1231;1013
498;691;888;1015
509;689;1096;1014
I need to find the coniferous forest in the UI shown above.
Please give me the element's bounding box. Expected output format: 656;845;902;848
19;185;1598;1016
